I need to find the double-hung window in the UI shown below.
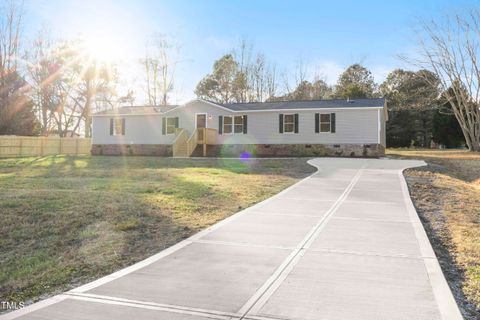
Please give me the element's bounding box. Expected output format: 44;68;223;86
283;114;295;133
320;114;331;133
223;116;233;134
166;117;176;134
110;118;125;136
315;113;335;133
234;116;244;133
223;115;244;134
279;113;298;134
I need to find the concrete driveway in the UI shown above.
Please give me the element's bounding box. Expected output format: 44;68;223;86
3;158;462;320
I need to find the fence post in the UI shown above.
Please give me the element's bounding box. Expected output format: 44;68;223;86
19;137;23;156
75;138;79;155
40;137;44;156
59;138;62;154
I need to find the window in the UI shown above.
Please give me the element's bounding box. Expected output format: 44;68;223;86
223;116;232;134
166;117;176;134
162;117;178;135
111;118;124;136
234;116;244;133
284;114;295;133
320;114;331;132
223;116;244;134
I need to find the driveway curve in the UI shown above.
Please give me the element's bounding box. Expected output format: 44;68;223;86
2;158;462;320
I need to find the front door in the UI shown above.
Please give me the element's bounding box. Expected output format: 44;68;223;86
195;113;207;142
196;114;207;129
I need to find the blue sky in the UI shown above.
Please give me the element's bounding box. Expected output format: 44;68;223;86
23;0;478;103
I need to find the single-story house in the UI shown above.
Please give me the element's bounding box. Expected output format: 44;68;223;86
91;98;387;157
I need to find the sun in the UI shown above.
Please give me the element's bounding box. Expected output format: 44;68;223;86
82;33;124;63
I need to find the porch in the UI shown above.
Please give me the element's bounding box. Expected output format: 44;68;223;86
172;127;217;157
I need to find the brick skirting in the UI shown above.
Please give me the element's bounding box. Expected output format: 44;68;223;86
92;143;384;158
91;144;172;156
210;143;385;158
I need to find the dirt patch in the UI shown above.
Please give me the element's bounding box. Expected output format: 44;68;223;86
404;166;478;319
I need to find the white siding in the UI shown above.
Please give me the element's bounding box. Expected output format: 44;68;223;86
92;100;382;145
167;101;225;134
92;115;170;145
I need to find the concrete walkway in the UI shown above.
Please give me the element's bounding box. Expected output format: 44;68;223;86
3;158;462;320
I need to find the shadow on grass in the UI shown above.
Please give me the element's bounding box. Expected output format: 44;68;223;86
0;176;217;305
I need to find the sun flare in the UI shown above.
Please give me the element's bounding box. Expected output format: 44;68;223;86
83;34;124;63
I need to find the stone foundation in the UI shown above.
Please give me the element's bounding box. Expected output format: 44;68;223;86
210;143;385;158
91;144;172;156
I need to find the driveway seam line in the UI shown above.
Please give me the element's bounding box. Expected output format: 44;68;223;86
331;216;414;223
237;163;366;318
245;211;327;217
190;239;295;250
306;248;426;259
64;292;239;320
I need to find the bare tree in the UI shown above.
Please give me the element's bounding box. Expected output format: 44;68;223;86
31;39;119;137
415;10;480;151
279;57;308;99
233;37;252;102
196;38;278;103
142;34;180;106
0;0;22;84
249;53;266;102
27;29;62;135
76;55;118;137
266;63;277;99
0;0;37;135
294;57;307;87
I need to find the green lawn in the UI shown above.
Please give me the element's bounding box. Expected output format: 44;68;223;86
0;156;315;306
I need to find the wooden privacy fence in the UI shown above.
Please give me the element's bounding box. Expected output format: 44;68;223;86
0;136;92;157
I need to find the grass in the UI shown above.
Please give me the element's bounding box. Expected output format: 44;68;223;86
387;149;480;318
0;155;315;307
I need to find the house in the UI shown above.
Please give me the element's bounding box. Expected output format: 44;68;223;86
91;98;387;157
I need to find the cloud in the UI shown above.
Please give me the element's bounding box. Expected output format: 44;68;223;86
309;60;345;85
370;65;394;84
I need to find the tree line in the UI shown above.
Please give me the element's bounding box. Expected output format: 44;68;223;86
194;45;465;148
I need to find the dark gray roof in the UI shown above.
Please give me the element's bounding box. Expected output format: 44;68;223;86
94;105;178;115
94;99;385;116
218;98;385;111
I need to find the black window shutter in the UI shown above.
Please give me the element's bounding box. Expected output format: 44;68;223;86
279;114;283;133
218;116;223;134
110;118;114;135
243;115;247;134
121;118;125;135
162;117;166;135
294;114;299;133
315;113;319;133
331;113;336;133
175;117;179;128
